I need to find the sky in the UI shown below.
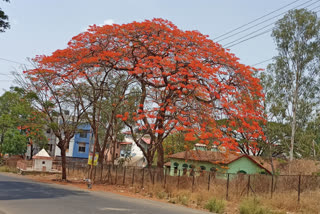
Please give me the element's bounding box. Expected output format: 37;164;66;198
0;0;319;95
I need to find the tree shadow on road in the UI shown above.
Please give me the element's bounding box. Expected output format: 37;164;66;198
0;181;88;200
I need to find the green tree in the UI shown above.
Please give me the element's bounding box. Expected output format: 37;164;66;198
268;9;320;161
0;87;47;157
0;0;10;32
2;129;27;155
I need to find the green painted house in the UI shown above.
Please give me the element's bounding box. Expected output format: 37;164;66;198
167;150;271;176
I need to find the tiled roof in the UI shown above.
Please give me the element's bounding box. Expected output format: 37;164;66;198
141;137;151;144
169;150;272;174
169;150;240;164
120;142;132;145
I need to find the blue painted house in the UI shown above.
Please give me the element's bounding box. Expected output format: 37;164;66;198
72;124;91;158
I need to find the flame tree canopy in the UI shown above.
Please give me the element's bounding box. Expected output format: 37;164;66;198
24;18;265;166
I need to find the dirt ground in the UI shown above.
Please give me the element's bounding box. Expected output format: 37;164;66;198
23;173;239;213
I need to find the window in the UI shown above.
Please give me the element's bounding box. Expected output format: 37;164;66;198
78;143;86;153
210;167;217;172
237;170;247;174
200;166;206;171
42;161;45;164
79;131;88;138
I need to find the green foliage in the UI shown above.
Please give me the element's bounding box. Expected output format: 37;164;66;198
2;129;27;155
0;165;19;173
0;88;47;156
204;198;225;213
262;9;320;159
239;199;283;214
155;191;167;199
163;132;188;161
0;0;10;32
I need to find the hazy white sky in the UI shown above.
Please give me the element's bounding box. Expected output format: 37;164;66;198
0;0;319;94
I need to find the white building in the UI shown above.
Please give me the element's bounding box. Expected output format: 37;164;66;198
32;149;53;172
118;132;150;167
54;137;75;157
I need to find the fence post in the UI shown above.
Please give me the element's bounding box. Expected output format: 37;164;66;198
141;168;145;189
208;173;211;191
177;170;180;190
123;166;126;185
270;174;274;199
226;173;230;200
247;175;251;197
164;167;167;188
115;165;118;185
192;173;195;192
131;167;135;187
152;168;155;185
298;174;301;202
107;165;111;183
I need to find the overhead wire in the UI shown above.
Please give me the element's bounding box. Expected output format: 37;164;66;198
224;1;320;48
213;0;302;40
250;5;320;67
218;0;317;42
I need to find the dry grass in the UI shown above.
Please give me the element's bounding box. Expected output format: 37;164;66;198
25;165;320;214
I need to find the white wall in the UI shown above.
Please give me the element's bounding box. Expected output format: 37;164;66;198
33;159;53;171
124;137;144;157
54;137;75;157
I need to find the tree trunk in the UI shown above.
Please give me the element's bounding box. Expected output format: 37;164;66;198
156;144;164;168
61;147;67;180
289;76;299;161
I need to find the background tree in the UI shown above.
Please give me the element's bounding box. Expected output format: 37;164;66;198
0;0;10;32
17;70;85;180
0;87;47;157
267;9;320;161
2;129;27;155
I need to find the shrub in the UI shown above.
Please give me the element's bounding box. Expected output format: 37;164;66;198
239;199;281;214
0;165;18;173
204;198;225;213
156;191;167;199
177;193;189;206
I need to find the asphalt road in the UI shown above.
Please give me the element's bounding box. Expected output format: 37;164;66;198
0;173;208;214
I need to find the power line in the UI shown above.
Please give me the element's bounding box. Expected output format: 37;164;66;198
217;0;317;42
213;0;302;40
252;58;273;67
0;57;29;66
225;29;273;49
224;2;320;48
222;1;320;47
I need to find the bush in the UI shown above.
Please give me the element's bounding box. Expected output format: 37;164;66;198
0;165;18;173
156;191;167;199
204;198;225;213
239;199;281;214
177;193;189;206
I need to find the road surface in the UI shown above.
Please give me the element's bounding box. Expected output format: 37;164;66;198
0;173;207;214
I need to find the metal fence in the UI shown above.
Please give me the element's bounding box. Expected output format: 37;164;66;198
63;163;320;202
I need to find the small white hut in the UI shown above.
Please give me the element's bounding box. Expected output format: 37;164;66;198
32;149;53;172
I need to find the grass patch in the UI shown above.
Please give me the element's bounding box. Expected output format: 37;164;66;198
204;198;225;213
0;165;18;173
239;198;283;214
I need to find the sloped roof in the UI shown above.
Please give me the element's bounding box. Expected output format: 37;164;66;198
32;149;53;160
169;150;239;164
169;150;272;174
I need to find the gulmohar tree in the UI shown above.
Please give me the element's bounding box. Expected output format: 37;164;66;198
23;18;265;169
